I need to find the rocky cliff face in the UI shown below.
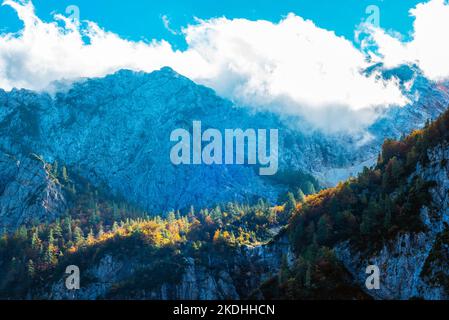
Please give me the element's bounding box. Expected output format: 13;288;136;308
0;68;340;219
41;236;293;300
0;152;66;232
336;142;449;300
0;65;448;229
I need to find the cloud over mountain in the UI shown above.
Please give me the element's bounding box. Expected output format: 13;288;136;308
0;0;447;133
365;0;449;82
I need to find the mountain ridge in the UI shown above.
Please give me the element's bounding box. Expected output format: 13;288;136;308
0;65;448;228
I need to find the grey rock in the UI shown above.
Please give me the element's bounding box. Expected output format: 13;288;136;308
336;142;449;300
0;152;66;232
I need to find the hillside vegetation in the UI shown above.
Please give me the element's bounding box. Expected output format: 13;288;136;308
264;106;449;299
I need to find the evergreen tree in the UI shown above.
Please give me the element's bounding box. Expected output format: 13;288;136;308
16;226;28;242
27;259;35;278
87;228;95;244
303;181;316;195
316;215;330;244
112;202;121;221
62;165;69;182
296;188;306;203
63;217;73;241
284;192;297;215
44;244;56;266
53;221;63;239
391;157;404;181
48;229;54;245
188;206;195;220
31;230;41;251
52;160;58;177
73;227;84;244
97;224;104;238
167;211;176;223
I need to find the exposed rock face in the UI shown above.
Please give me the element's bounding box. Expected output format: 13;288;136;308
0;65;448;225
43;237;293;300
0;152;66;232
336;143;449;300
148;258;241;300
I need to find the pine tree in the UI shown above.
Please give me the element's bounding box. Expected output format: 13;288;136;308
31;230;41;251
16;226;28;242
112;202;121;221
48;229;54;245
63;217;73;241
97;224;104;238
167;211;176;223
54;160;59;174
211;206;223;221
305;221;316;244
73;227;84;244
188;206;195;220
87;228;95;244
62;166;69;183
296;188;306;203
304;181;316;195
316;215;330;244
44;244;56;266
27;259;35;278
391;157;404;181
53;221;63;239
284;192;297;215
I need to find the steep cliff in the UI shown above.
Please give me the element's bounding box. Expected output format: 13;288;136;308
279;108;449;300
336;142;449;299
0;152;66;232
0;65;447;226
36;236;293;300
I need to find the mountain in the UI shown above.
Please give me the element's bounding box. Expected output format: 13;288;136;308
0;67;314;230
319;64;449;185
1;94;448;300
0;65;448;234
273;109;449;299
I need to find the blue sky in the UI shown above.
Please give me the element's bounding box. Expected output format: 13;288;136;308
0;0;426;49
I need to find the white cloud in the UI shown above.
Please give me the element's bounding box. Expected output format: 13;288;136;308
0;0;425;134
161;15;178;35
365;0;449;81
181;15;408;133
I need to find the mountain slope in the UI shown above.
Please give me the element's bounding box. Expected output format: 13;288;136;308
0;69;448;299
0;67;317;227
4;106;448;300
276;108;449;299
0;65;448;231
